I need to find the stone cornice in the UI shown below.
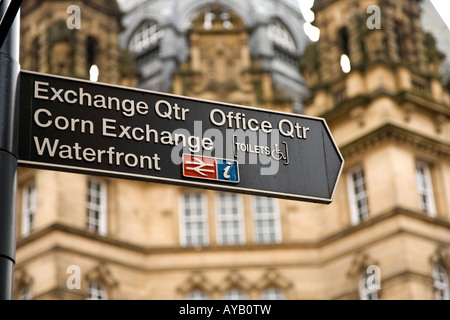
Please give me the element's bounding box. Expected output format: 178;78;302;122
315;88;450;122
16;206;450;260
395;91;450;116
340;123;450;160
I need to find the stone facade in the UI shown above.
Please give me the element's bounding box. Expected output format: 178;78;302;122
13;0;450;300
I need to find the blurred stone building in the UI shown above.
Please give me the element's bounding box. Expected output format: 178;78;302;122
13;0;450;300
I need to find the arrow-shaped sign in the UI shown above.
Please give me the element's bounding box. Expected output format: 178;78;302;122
17;70;343;203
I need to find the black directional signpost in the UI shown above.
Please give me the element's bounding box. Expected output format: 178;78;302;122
2;0;345;302
18;70;344;204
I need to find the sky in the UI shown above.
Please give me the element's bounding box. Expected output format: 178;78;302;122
430;0;450;29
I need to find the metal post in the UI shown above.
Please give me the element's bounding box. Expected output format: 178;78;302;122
0;0;21;300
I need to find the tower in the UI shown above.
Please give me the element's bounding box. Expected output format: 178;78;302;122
19;0;136;84
300;0;450;299
13;0;450;300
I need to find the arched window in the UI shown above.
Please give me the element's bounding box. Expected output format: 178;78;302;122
216;193;245;245
87;282;107;300
433;264;450;300
86;36;99;80
252;196;282;244
129;20;163;54
267;18;297;54
260;288;286;300
202;9;233;30
347;166;369;225
338;27;351;73
394;20;406;60
223;289;248;300
186;290;210;300
338;27;350;56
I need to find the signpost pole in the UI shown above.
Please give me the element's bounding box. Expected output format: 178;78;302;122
0;0;21;300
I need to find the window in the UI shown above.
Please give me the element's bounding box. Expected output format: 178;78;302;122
260;288;286;300
87;282;107;300
186;290;210;300
394;20;406;60
267;18;296;54
86;178;107;235
338;27;350;56
223;289;248;300
359;272;379;300
203;9;233;30
129;20;163;54
347;166;369;225
86;36;99;79
415;161;436;216
267;18;298;66
18;286;32;300
433;264;450;300
216;193;245;245
180;193;209;247
252;196;281;243
32;36;40;70
21;180;36;237
338;27;351;73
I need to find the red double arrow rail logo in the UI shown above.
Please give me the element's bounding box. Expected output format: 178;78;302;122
182;154;239;183
183;155;217;178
